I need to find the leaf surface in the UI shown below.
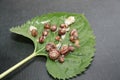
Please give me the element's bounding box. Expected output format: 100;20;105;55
10;12;95;79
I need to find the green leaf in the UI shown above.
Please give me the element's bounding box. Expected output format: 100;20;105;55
10;12;96;79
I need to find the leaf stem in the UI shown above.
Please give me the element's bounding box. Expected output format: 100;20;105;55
0;53;36;79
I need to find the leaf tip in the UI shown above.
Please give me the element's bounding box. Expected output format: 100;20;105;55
10;27;14;32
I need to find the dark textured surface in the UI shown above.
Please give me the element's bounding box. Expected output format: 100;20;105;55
0;0;120;80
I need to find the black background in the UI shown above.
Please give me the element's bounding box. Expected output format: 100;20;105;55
0;0;120;80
